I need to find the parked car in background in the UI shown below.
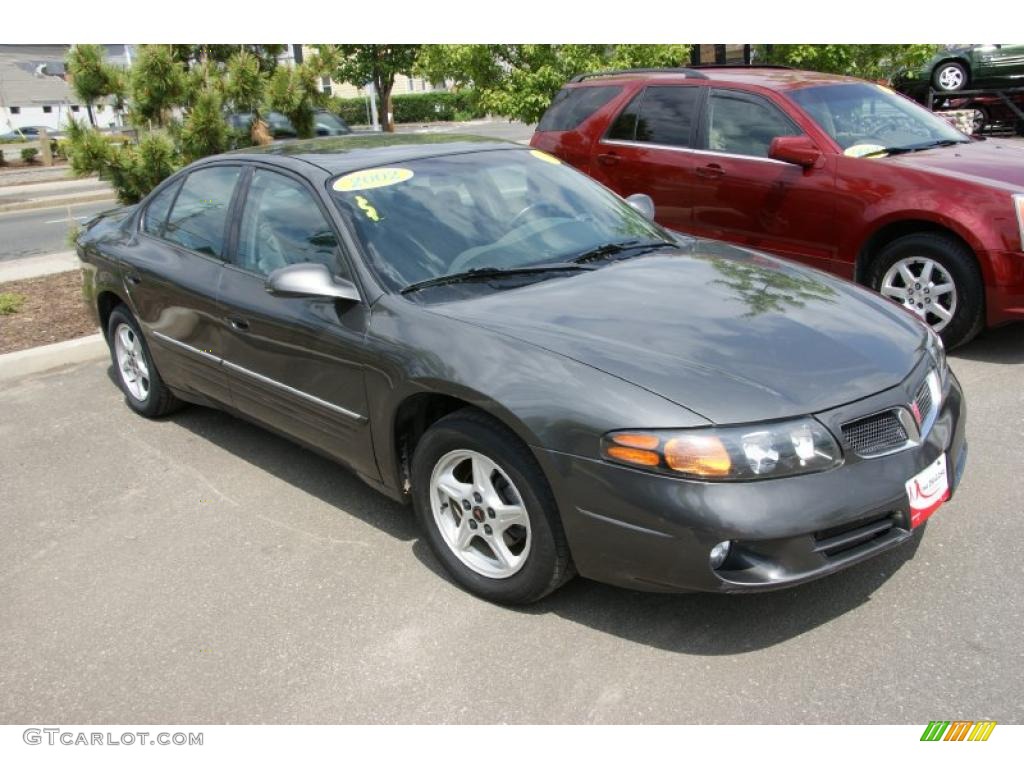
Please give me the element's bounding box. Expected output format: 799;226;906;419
227;111;299;139
895;44;1024;94
934;92;1024;135
313;110;352;136
227;111;352;140
0;125;63;141
76;135;966;603
531;66;1024;348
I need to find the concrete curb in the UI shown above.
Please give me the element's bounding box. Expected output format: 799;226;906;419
0;191;117;214
0;333;107;383
0;250;78;283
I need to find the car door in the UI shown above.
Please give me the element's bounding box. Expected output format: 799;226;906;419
589;85;705;232
688;88;839;272
984;44;1024;86
217;165;378;480
126;164;242;407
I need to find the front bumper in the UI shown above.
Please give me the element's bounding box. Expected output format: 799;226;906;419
982;249;1024;327
539;369;967;594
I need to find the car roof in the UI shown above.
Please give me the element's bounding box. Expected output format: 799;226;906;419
225;133;521;175
571;66;865;91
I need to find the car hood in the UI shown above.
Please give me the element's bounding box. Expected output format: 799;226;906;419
428;241;927;424
884;139;1024;189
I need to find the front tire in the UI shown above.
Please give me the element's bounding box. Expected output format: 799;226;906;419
107;305;181;418
933;61;969;92
411;409;573;604
869;232;984;349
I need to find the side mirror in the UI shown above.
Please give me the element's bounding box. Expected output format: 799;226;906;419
625;193;656;220
266;263;360;302
769;136;823;169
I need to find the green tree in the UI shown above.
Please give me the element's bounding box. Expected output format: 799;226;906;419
130;45;188;127
65;44;122;127
224;50;267;116
64;118;180;204
315;45;422;132
415;44;691;124
180;87;229;163
171;44;285;73
267;63;323;138
756;44;941;82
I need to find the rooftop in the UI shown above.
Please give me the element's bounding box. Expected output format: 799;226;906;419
232;133;521;175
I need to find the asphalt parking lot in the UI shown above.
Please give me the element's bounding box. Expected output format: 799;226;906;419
1;326;1022;724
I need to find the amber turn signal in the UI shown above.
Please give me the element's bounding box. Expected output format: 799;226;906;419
664;435;732;477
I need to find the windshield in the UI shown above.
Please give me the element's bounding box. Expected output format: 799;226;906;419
329;149;672;293
790;83;967;155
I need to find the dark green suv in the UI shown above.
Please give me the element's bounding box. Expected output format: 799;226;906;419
896;44;1024;94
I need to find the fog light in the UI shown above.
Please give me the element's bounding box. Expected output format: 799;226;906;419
709;540;732;569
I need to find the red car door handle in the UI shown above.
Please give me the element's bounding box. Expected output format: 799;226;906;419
695;163;725;179
596;153;620;166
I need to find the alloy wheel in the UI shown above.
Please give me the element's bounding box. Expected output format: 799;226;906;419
880;257;958;332
429;449;532;579
937;65;965;90
113;323;150;402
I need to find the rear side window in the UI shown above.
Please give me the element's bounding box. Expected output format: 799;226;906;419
163;166;242;259
537;86;622;132
141;178;181;236
706;90;800;158
606;86;701;147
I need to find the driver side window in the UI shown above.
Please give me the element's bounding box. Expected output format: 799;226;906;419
236;170;347;278
706;90;800;158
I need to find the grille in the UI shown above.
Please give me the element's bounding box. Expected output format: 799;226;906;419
814;513;896;559
841;411;908;457
915;379;933;422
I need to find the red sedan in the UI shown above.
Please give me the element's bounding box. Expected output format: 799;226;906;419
531;67;1024;347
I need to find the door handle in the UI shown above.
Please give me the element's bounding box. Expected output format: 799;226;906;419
226;316;250;331
695;163;725;179
125;273;142;286
596;152;620;166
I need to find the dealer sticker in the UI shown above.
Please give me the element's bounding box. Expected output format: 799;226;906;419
906;454;949;528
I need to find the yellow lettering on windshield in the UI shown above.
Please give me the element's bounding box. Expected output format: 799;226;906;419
333;167;414;192
355;195;380;222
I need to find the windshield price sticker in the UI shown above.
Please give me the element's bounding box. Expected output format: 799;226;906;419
333;167;414;192
844;144;888;158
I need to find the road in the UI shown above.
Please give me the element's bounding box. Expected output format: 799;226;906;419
1;326;1021;724
0;200;117;261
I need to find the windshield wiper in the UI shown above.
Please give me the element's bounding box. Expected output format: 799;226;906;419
861;138;969;158
400;263;594;294
569;239;677;264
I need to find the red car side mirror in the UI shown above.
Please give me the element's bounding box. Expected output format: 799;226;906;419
769;136;824;169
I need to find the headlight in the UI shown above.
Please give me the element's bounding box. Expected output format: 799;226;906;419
924;325;948;381
601;418;843;481
1014;194;1024;251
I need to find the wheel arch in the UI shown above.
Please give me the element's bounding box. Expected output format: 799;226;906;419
855;218;984;285
387;386;546;500
96;289;127;341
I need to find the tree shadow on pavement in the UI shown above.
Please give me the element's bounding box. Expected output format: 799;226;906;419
951;324;1024;365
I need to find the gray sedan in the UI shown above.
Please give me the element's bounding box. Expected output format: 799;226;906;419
76;134;967;603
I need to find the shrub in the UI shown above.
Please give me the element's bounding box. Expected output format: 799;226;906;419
325;89;484;126
0;292;27;315
180;87;229;163
21;147;39;164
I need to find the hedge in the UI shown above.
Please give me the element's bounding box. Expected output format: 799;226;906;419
327;89;486;126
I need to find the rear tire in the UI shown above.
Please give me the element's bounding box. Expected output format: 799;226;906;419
868;232;985;349
107;305;181;418
411;408;573;604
